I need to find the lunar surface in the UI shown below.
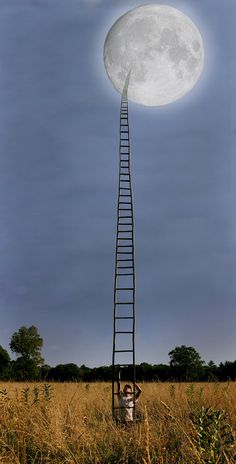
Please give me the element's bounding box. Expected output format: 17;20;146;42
104;4;204;106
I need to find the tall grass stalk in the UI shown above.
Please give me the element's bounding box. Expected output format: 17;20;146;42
0;382;235;463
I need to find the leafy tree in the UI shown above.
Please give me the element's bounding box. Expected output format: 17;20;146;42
0;345;11;379
10;326;44;380
10;357;41;381
168;345;205;381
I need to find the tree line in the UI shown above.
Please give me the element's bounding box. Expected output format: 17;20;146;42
1;325;236;382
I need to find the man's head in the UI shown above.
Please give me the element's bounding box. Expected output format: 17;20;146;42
124;384;132;396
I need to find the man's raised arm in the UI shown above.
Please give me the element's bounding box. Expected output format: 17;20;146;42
134;382;142;400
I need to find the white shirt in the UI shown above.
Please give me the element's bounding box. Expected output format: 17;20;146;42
118;393;136;422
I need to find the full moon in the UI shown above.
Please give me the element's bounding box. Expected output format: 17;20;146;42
104;4;204;106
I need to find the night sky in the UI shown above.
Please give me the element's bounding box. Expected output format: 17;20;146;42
0;0;236;368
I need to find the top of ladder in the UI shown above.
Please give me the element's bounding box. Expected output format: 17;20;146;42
122;70;131;101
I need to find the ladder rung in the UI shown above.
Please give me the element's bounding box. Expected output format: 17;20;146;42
115;302;134;305
114;350;133;353
116;316;133;319
117;253;132;256
119;196;131;198
120;187;130;190
118;230;132;234
116;331;133;334
119;202;131;205
117;245;132;247
117;273;133;276
118;238;132;241
118;222;133;226
117;259;133;262
119;216;132;219
116;288;133;290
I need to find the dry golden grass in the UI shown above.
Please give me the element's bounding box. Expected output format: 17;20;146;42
0;381;235;463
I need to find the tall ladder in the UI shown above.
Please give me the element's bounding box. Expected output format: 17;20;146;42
112;73;136;421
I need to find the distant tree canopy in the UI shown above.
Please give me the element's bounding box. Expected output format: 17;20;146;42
49;364;81;381
168;345;205;381
10;326;44;380
1;327;236;382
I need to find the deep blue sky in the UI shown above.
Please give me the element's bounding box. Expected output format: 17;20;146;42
0;0;235;367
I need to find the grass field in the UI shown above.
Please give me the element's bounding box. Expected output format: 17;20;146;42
0;381;235;463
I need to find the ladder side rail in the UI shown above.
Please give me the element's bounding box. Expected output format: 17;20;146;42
112;73;136;421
